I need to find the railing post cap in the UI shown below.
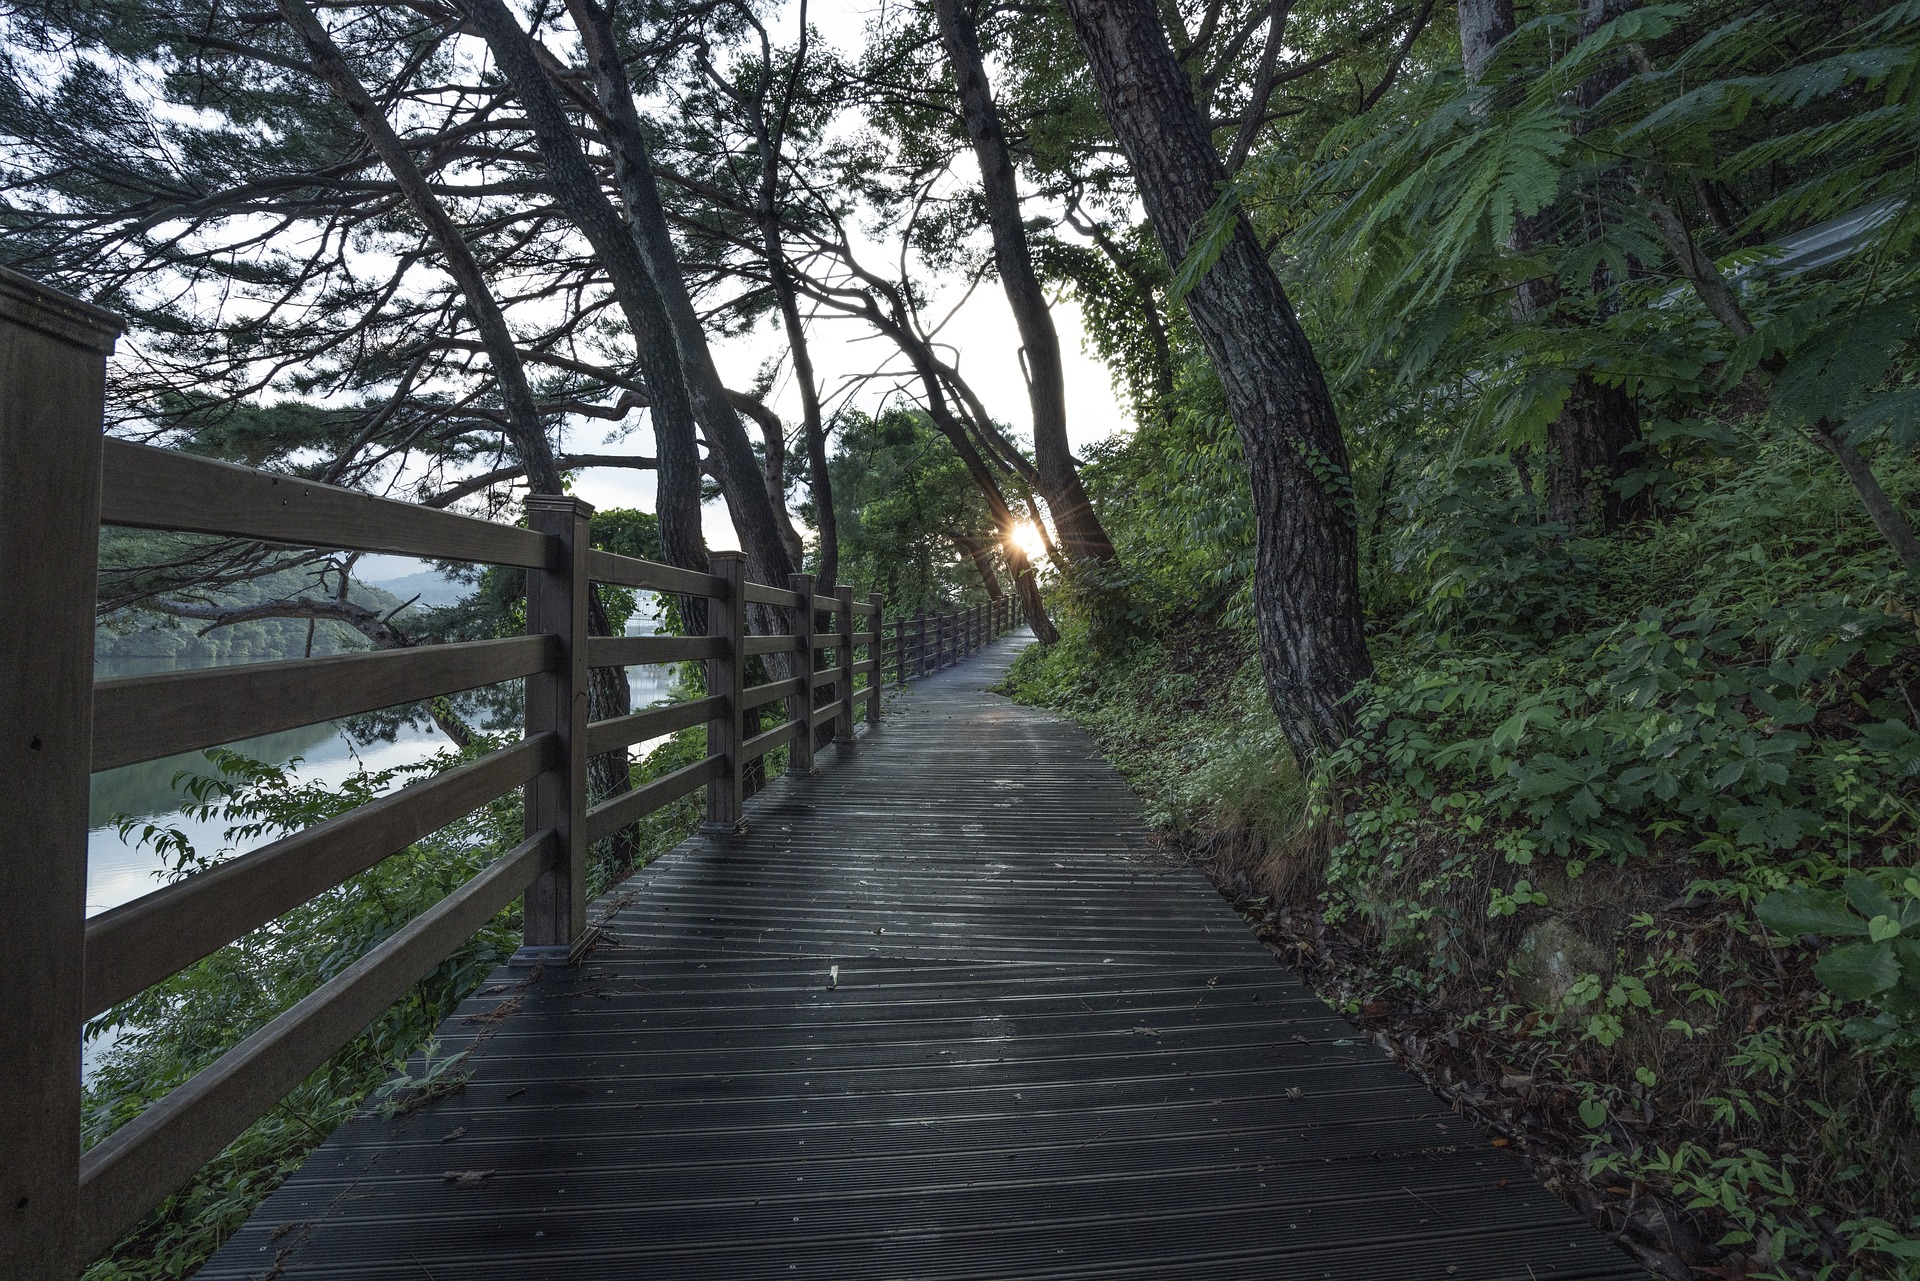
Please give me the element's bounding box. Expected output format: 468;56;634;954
707;550;748;566
0;264;124;353
524;492;595;518
788;571;816;586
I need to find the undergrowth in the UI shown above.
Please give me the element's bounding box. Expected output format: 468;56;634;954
80;725;709;1280
1006;431;1920;1281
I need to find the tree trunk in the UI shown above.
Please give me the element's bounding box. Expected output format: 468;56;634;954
565;0;797;591
950;532;1006;598
775;274;838;587
728;390;807;569
1062;0;1371;757
1472;0;1642;538
286;0;636;845
1545;375;1638;536
279;0;561;495
932;0;1118;567
1456;0;1513;82
1644;188;1920;581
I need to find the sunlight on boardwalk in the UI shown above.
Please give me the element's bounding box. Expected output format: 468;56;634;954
201;633;1641;1280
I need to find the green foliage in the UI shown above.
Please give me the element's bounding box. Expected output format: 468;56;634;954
81;722;708;1280
829;408;1020;615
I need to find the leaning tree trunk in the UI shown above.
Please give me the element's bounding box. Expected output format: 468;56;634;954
932;0;1118;568
951;532;1007;599
1062;0;1371;756
286;0;637;851
567;0;798;592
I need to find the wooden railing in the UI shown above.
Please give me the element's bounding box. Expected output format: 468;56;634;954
883;596;1024;683
0;268;1026;1276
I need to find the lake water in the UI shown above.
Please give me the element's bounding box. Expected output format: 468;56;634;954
88;625;679;916
84;614;680;1071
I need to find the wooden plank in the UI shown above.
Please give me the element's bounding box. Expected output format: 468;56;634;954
583;697;725;759
742;582;800;609
92;636;558;772
586;635;726;667
834;586;856;745
851;599;878;617
869;592;884;724
744;634;804;657
582;754;726;847
786;574;817;778
76;831;556;1263
0;265;119;1277
741;676;805;713
851;630;878;646
586;548;725;598
854;657;879;676
84;735;558;1018
702;554;748;834
810;667;838;690
521;498;589;952
101;439;553;569
740;717;802;764
196;635;1644;1281
810;699;846;729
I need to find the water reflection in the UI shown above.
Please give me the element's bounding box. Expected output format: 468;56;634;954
86;610;681;919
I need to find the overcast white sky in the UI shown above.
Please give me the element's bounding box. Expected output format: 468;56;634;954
541;0;1132;552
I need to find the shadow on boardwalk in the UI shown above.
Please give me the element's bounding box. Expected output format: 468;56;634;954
203;631;1644;1280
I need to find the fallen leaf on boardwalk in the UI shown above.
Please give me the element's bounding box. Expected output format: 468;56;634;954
442;1170;495;1189
439;1127;467;1143
1490;1137;1512;1147
1285;1087;1304;1100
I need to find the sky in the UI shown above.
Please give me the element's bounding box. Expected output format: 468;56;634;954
535;0;1133;553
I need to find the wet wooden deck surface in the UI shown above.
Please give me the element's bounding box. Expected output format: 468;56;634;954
201;631;1642;1280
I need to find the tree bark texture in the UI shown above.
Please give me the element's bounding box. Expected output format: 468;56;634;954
1456;0;1512;82
1062;0;1371;755
932;0;1118;567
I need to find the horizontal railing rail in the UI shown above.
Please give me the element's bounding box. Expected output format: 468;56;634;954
0;270;1028;1277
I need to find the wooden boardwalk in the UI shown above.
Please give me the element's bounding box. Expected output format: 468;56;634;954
201;632;1641;1280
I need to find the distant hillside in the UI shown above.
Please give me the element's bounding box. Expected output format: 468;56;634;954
96;568;416;669
359;569;473;609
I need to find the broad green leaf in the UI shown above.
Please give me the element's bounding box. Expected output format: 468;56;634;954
1755;887;1867;938
1844;874;1900;923
1814;942;1900;1000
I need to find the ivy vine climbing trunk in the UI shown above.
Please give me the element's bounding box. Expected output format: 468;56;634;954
1061;0;1371;757
931;0;1118;569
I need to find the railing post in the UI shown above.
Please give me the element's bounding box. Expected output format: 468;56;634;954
868;592;884;725
0;269;120;1278
702;552;748;834
916;613;928;678
893;618;907;687
522;494;592;955
834;584;856;744
786;572;816;776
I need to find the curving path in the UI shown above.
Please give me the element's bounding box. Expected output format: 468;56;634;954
201;631;1642;1280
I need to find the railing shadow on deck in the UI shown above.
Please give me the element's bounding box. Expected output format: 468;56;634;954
0;267;1024;1277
